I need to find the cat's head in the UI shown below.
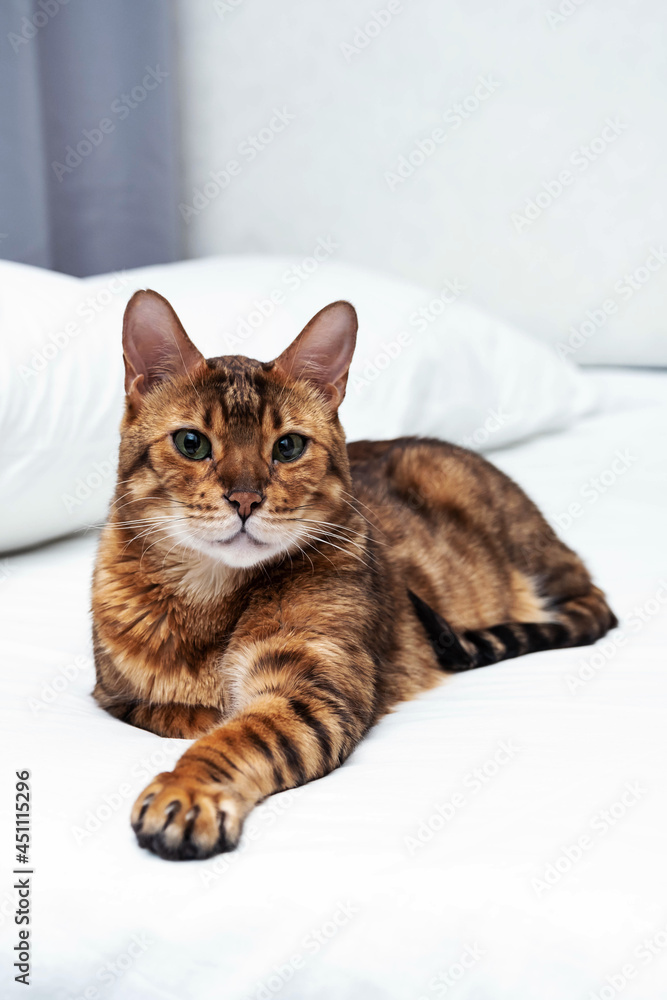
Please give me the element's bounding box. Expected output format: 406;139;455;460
115;290;358;570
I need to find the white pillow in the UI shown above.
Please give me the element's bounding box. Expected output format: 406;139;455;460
0;262;127;552
0;256;597;552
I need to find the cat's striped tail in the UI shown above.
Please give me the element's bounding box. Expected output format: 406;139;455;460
408;588;618;672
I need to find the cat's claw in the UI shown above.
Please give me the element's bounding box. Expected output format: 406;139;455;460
131;771;243;860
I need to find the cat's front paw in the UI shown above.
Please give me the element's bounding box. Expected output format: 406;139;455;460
130;770;246;860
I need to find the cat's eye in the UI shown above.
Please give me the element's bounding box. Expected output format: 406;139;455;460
272;433;306;463
173;429;212;461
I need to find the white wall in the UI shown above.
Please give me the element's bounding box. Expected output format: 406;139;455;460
175;0;667;365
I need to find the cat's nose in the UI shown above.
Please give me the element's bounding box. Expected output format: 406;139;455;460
225;490;264;523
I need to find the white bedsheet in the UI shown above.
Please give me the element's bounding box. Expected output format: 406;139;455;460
1;369;666;1000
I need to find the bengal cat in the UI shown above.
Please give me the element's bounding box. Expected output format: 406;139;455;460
91;290;617;861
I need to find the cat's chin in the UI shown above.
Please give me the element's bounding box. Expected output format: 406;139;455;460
209;531;281;569
176;529;287;570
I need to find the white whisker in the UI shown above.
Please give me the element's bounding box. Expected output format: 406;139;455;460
339;490;387;537
304;530;375;571
307;526;372;556
293;516;387;547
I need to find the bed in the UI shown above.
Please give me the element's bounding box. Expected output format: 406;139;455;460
2;354;666;998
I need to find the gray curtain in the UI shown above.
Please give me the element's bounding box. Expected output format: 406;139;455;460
0;0;181;277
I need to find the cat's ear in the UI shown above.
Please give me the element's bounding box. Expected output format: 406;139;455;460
122;290;205;412
273;301;358;410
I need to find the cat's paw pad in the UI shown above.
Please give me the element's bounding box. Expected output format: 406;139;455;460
130;771;243;861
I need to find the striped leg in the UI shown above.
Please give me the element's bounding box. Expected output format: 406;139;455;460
409;586;618;673
130;648;373;860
